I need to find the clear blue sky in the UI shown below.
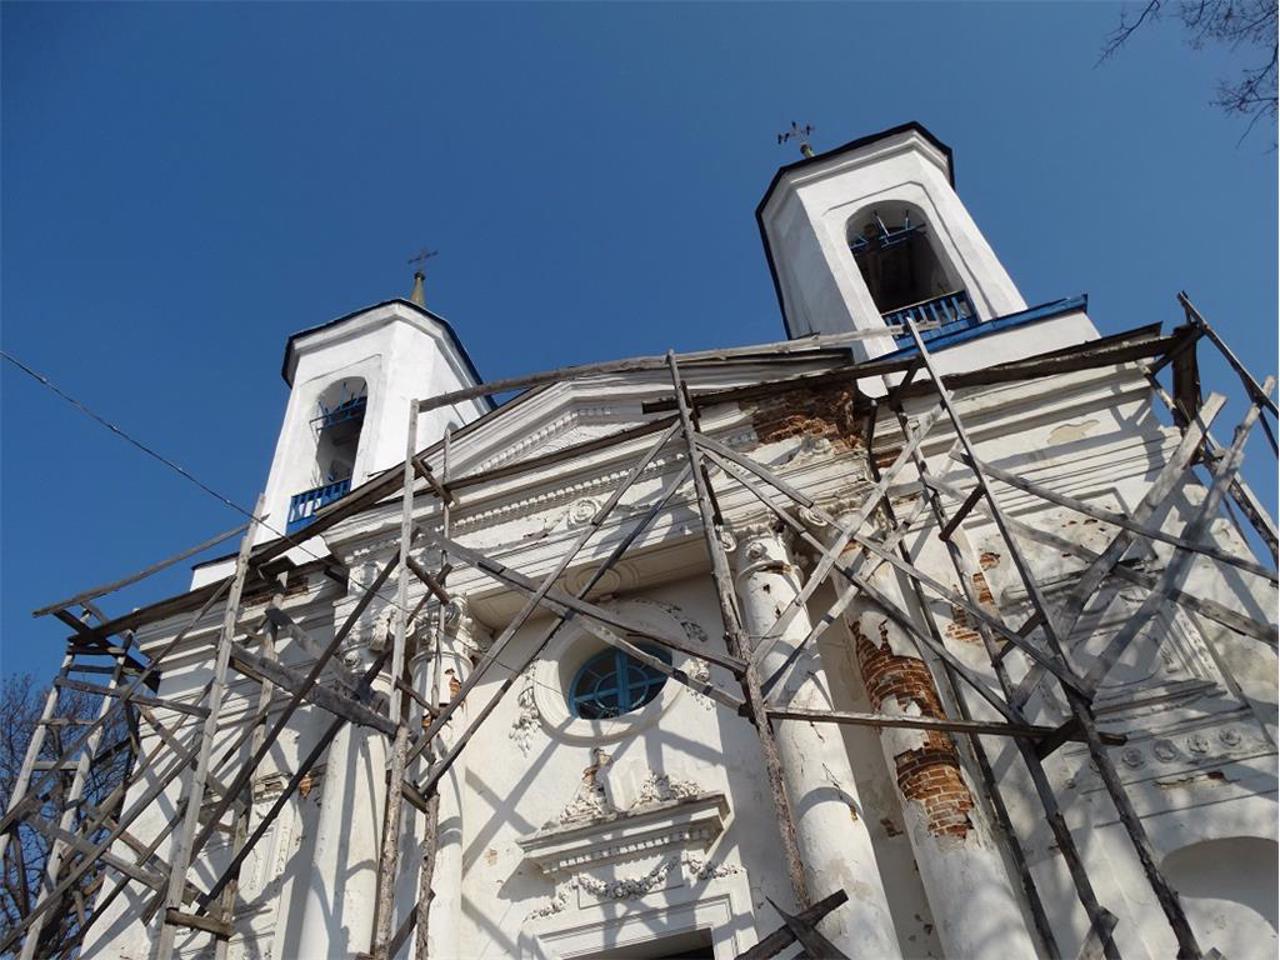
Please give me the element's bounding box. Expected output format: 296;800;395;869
2;2;1275;684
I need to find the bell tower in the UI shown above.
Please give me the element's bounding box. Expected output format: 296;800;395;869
757;123;1031;360
258;281;489;547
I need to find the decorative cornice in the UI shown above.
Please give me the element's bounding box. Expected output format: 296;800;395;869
518;791;728;878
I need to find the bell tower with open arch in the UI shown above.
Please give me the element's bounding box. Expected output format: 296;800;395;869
757;123;1040;361
195;278;491;578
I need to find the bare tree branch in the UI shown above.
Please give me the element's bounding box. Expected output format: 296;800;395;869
1100;0;1278;141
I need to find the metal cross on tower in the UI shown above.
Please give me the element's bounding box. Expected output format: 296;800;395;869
777;121;815;158
407;248;438;307
408;248;439;272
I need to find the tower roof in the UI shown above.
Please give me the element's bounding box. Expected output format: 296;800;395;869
280;297;490;408
755;121;956;340
756;121;955;216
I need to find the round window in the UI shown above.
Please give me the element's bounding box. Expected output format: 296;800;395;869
568;644;672;719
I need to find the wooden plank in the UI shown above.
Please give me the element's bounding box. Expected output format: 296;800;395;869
578;619;746;714
765;706;1119;744
1180;291;1278;418
920;470;1277;648
0;729;204;955
229;649;397;736
434;536;746;675
1142;365;1278;560
165;908;233;938
1008;393;1230;706
406;555;453;605
371;403;423;960
261;606;387;710
25;814;164;891
411;453;453;504
957;450;1275;584
52;676;209;719
901;316;1198;959
939;485;983;542
645;325;1172;416
737;890;849;960
185;553;400;866
32;521;248;618
406;423;684;771
156;495;264;960
700;446;926;697
764;895;851;960
193;648;391;915
893;391;1121;960
447;416;679;491
415;325;933;416
667;351;809;910
696;409;943;671
1081;381;1274;693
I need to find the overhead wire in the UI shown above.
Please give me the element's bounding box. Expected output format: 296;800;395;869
2;347;703;711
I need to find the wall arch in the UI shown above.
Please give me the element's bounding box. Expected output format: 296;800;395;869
1162;836;1277;956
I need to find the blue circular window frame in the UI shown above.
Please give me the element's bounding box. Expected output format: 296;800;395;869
568;644;672;720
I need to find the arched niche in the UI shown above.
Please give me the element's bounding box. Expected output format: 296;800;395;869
1162;836;1278;957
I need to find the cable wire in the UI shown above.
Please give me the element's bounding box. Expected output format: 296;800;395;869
3;347;703;712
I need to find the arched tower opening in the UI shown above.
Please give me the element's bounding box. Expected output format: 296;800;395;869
287;377;368;533
846;205;974;340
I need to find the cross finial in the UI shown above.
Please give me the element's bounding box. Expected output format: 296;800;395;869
407;248;439;307
777;121;816;158
408;248;439;271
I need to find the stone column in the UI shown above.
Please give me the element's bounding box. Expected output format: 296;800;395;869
843;537;1037;958
298;646;388;959
411;597;486;959
731;524;903;959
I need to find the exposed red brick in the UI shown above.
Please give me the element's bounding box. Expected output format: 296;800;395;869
749;383;868;450
945;571;997;645
852;619;975;839
978;551;1001;570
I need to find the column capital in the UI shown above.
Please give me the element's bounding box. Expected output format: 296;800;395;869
727;521;798;580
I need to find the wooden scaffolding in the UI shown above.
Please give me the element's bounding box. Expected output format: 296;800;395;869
2;294;1275;960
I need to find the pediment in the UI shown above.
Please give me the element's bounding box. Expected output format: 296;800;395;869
441;353;849;484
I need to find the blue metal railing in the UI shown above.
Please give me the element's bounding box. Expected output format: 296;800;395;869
287;478;352;534
311;395;367;432
884;290;977;346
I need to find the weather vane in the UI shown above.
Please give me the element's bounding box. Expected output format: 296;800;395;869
777;121;815;158
408;248;439;274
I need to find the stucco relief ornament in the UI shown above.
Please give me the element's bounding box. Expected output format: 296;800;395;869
1219;727;1243;747
1152;739;1180;763
557;748;616;824
683;853;743;881
568;498;600;526
573;856;680;900
687;660;714;711
527;882;569;920
1187;733;1211;756
717;528;738;555
510;668;539;757
798;505;830;532
634;772;700;806
631;598;708;646
1120;747;1146;769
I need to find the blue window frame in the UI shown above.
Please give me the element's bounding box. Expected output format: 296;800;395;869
569;644;671;719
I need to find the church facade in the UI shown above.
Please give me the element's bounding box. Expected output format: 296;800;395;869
53;123;1276;960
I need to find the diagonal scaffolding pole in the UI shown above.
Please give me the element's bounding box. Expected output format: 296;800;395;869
900;315;1202;959
667;350;810;909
